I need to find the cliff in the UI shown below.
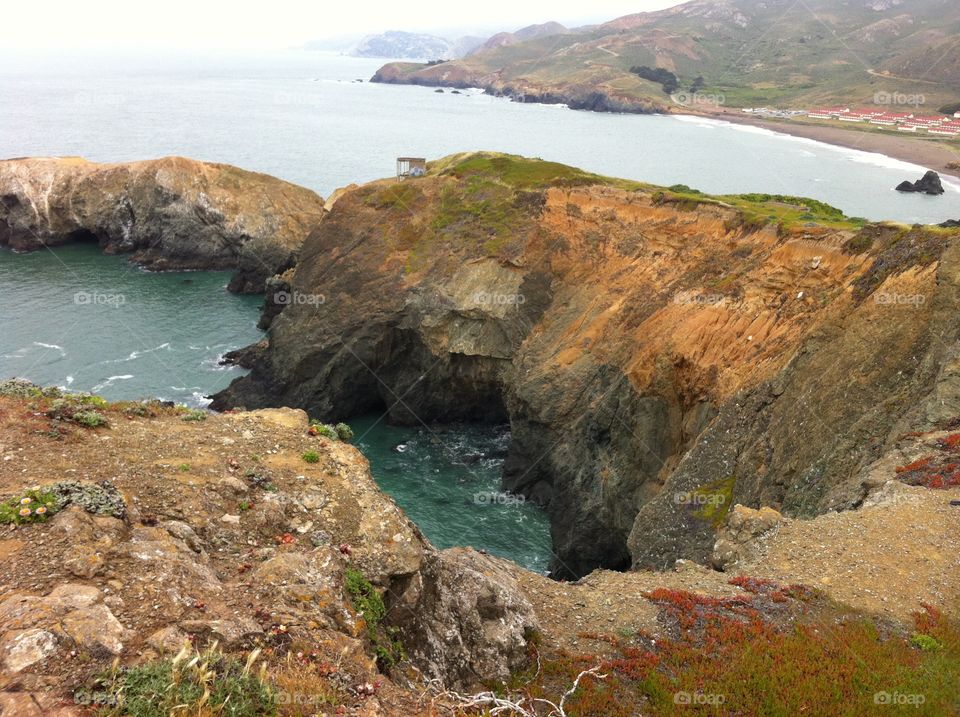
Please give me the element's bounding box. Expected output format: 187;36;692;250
0;157;325;293
211;152;960;582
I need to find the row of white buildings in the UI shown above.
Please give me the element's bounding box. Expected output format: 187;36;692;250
804;107;960;136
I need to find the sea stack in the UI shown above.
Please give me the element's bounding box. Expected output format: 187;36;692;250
895;170;946;195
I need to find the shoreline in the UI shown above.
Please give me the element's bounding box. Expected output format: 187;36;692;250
696;108;960;180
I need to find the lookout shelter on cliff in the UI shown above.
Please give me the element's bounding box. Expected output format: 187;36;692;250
397;157;427;179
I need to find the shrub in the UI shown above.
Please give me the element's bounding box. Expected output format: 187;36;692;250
180;408;207;422
334;423;354;441
308;421;339;440
0;480;125;525
911;633;942;651
301;450;320;464
73;410;108;428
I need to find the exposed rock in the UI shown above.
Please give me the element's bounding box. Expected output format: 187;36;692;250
941;219;960;228
2;629;58;672
146;626;189;654
0;157;325;293
390;548;538;688
61;604;127;655
711;505;784;571
178;618;263;647
895;170;945;195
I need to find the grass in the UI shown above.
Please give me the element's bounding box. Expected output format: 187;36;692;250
300;450;320;464
96;643;275;717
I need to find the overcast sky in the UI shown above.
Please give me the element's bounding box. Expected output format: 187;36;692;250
1;1;685;50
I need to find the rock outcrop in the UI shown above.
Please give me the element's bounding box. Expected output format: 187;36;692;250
895;170;946;195
0;387;537;708
0;157;325;292
211;152;960;578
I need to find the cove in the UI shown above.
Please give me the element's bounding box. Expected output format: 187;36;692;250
0;245;553;571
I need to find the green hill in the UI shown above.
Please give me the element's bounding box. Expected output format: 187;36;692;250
372;0;960;112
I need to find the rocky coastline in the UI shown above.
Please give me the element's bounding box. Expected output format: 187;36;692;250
211;152;960;581
0;156;326;293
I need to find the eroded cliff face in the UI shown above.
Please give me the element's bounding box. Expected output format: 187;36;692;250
212;152;960;578
0;157;325;292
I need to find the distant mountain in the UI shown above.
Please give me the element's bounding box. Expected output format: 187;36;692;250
373;0;960;113
351;31;458;60
468;21;569;55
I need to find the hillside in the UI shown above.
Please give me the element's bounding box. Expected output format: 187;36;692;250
372;0;960;112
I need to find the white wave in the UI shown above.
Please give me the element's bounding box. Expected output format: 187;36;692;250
92;374;134;391
33;342;66;357
192;392;212;408
65;375;74;385
104;342;172;363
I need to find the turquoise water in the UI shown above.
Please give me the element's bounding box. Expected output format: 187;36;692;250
0;246;552;571
0;245;262;405
350;416;552;573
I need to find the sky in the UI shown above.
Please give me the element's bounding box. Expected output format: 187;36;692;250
0;0;685;50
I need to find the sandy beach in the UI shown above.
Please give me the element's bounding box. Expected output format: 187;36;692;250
697;108;960;180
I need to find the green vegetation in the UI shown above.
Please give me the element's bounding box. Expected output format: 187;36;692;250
0;488;60;525
439;153;611;190
308;420;339;440
301;450;320;464
97;644;274;717
629;65;679;94
180;408;208;422
0;480;126;525
689;476;736;528
334;423;354;441
344;566;405;669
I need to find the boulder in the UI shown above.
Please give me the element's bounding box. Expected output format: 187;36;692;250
391;548;539;689
895;170;945;195
711;505;784;571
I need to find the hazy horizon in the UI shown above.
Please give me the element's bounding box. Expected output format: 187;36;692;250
0;1;685;51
